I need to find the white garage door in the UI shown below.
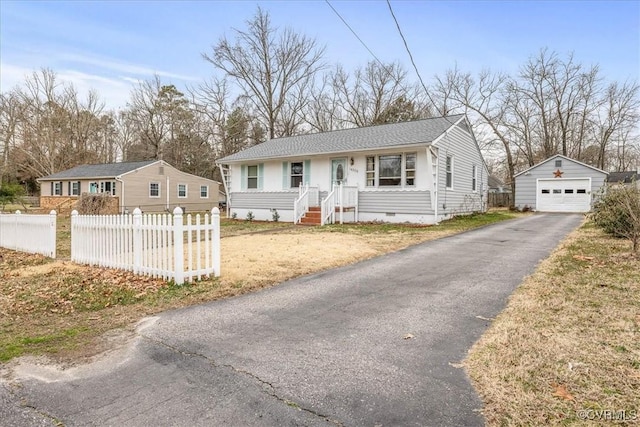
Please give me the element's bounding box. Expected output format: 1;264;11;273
537;179;591;212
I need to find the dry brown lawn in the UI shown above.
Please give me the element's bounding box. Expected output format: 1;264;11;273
465;223;640;426
2;212;516;364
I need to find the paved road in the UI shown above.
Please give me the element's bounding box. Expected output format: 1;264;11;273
2;213;583;426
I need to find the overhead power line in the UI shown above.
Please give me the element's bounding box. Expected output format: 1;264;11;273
324;0;387;68
385;0;437;108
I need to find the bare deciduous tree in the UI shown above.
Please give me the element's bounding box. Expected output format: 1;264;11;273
203;6;326;139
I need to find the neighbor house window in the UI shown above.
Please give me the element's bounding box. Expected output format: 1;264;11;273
366;156;375;187
149;182;160;198
366;153;416;187
71;181;80;196
100;181;116;195
290;162;304;188
177;184;187;198
555;159;562;168
446;156;453;188
247;165;258;189
53;182;62;196
200;185;209;198
472;165;477;191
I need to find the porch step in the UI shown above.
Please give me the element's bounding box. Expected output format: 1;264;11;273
299;206;322;225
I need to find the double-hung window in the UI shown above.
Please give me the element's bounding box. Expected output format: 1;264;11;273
290;162;304;188
247;165;258;189
53;182;62;196
68;181;81;196
149;182;160;198
177;184;187;198
200;185;208;198
446;156;453;189
472;165;477;192
365;153;417;187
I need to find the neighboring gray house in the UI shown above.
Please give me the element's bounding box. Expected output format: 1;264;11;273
38;160;220;213
607;169;640;188
514;155;608;212
488;175;511;193
216;114;489;224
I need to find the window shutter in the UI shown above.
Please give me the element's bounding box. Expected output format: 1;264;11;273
67;182;71;196
78;181;81;194
51;182;53;195
303;160;311;185
258;163;264;190
241;165;247;190
282;162;289;189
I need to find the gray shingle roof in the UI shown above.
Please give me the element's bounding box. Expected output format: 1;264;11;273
607;171;639;184
217;115;465;163
38;160;157;180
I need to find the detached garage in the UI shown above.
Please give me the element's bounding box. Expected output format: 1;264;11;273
515;155;608;213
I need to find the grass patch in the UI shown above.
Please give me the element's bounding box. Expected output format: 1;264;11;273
466;223;640;425
1;210;521;363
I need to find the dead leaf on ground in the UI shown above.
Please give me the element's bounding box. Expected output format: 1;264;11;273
551;383;575;401
572;255;594;262
403;333;415;340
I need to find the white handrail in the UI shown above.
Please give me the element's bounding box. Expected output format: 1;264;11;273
321;185;336;225
294;184;310;224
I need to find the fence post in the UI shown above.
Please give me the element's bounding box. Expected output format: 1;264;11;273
133;208;142;275
212;207;221;277
49;210;57;259
13;210;21;251
173;206;184;285
70;210;78;262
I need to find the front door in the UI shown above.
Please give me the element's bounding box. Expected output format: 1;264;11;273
331;158;347;187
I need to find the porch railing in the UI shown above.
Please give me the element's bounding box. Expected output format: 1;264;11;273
321;185;336;225
294;184;310;224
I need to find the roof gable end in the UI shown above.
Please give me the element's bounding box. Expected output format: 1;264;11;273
514;154;608;178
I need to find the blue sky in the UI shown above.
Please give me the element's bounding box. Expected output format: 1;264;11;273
1;0;638;109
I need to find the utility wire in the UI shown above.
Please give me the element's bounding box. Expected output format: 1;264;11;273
324;0;387;68
325;0;411;96
385;0;438;109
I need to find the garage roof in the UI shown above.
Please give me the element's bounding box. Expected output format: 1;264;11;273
514;154;607;178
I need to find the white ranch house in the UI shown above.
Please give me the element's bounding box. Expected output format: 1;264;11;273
217;114;489;225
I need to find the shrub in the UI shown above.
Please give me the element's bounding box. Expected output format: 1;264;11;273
0;182;26;209
271;209;280;222
246;211;254;222
77;193;112;215
590;184;640;252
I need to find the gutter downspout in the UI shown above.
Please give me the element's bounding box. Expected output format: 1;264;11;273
166;175;170;211
115;175;125;214
217;163;231;217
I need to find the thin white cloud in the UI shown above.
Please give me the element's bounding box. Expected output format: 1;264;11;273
60;52;200;82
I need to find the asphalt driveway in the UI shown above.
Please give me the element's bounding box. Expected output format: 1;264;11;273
2;213;583;426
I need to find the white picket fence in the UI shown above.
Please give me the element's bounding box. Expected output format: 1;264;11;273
71;207;220;284
0;210;57;258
